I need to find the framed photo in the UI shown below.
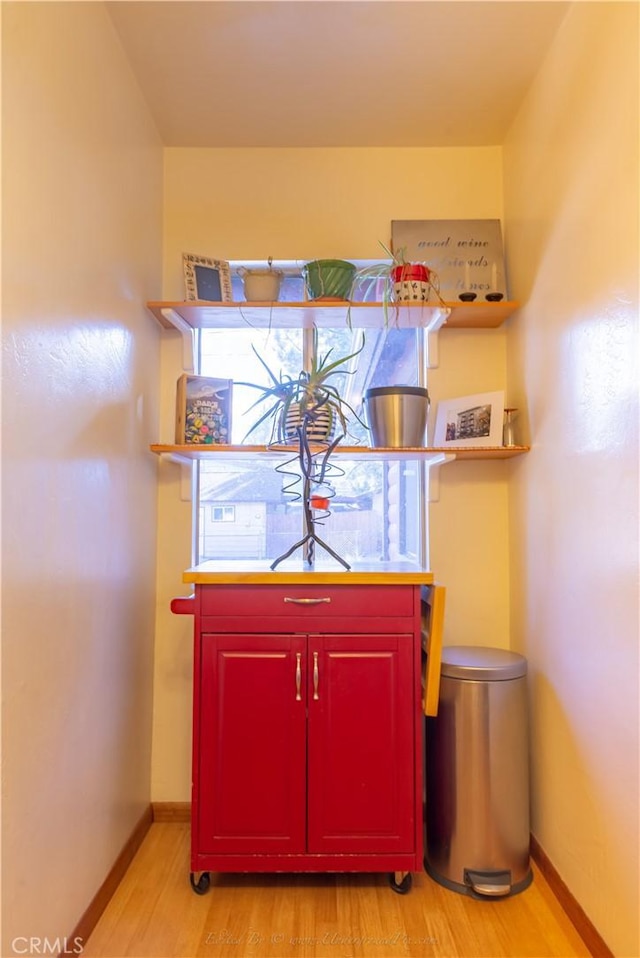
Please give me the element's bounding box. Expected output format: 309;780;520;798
433;391;505;448
183;253;232;302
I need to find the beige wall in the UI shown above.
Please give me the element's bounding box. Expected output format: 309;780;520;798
1;2;163;949
153;146;511;800
503;3;639;955
3;4;633;952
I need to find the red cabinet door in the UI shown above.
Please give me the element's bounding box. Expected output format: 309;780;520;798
306;634;415;854
197;633;307;854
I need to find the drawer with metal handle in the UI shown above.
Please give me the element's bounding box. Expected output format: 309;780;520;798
199;584;415;618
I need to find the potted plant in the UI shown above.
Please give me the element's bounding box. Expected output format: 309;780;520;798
239;330;367;445
303;259;357;301
237;257;284;302
350;242;446;310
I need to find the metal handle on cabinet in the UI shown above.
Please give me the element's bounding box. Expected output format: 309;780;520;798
313;651;319;700
295;653;302;701
284;597;331;606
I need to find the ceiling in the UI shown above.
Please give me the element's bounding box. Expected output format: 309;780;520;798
107;1;570;148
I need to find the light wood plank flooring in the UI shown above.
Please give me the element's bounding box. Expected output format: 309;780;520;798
83;824;591;958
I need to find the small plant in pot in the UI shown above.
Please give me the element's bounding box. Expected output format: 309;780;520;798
239;330;368;445
350;242;446;310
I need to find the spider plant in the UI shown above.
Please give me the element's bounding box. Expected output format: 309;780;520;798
238;330;367;444
350;241;446;311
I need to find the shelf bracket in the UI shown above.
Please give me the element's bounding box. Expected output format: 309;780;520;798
427;453;456;502
426;307;451;370
156;452;194;499
161;309;195;372
179;463;193;502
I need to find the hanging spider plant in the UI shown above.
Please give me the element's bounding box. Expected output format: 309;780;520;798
350;241;447;317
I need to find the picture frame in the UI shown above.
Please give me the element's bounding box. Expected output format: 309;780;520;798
433;391;505;448
183;253;233;302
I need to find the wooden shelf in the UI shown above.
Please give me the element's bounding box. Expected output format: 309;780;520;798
440;300;520;328
434;445;530;459
150;443;530;463
146;299;519;332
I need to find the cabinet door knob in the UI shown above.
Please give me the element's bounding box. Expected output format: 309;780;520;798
284;597;331;605
295;652;302;701
313;651;320;700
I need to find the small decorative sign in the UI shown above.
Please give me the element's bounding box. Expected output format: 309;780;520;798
391;219;508;302
175;375;232;445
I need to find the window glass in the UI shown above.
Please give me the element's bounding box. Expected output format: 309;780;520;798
195;261;427;568
200;327;302;444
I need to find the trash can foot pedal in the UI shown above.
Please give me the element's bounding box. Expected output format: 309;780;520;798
464;869;511;897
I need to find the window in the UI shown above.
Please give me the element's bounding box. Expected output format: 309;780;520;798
194;261;429;569
211;505;235;522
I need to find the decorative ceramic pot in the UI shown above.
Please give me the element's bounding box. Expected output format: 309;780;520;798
238;266;283;302
391;263;432;303
283;402;336;443
303;259;356;301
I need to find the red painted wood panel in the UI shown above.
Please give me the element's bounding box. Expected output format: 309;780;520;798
191;851;421;873
199;613;416;635
307;634;415;854
178;583;424;877
199;584;414;618
197;633;307;854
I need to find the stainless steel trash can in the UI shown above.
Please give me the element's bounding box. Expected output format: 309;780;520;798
425;646;532;898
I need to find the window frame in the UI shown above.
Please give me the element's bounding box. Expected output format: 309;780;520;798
191;260;430;569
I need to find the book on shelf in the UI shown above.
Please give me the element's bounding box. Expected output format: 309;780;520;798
175;375;232;445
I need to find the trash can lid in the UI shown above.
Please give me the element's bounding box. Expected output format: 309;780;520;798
441;646;527;680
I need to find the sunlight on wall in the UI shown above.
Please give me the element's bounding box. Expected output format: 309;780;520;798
564;298;638;454
503;4;639;954
2;2;163;951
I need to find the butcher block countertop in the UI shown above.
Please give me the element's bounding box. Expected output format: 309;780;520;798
183;559;434;586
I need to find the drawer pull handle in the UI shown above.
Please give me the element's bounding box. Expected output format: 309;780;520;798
313;651;320;700
284;597;331;605
295;653;302;701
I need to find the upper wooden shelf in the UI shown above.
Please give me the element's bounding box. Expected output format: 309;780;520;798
147;299;519;332
150;443;530;463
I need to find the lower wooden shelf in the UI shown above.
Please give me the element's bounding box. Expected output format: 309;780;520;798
150;443;529;463
433;445;530;460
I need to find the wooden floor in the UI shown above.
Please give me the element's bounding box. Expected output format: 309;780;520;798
83;824;591;958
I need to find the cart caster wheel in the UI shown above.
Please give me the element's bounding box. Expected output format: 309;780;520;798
389;871;413;895
190;871;211;895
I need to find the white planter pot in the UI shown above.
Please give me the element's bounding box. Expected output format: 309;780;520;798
239;267;283;302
